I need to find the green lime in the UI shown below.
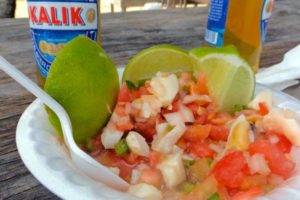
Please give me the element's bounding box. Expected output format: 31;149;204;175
44;36;119;144
122;45;194;83
190;46;255;113
190;45;239;58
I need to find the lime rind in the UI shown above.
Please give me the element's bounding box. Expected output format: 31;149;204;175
190;45;239;58
44;36;119;144
122;45;194;83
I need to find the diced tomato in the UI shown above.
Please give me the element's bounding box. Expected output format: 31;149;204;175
123;152;144;165
213;151;247;188
96;151;136;181
210;112;232;125
228;188;240;197
130;89;140;99
195;114;208;124
197;73;209;95
186;102;199;114
176;137;187;150
130;86;151;99
95;150;114;166
118;83;132;102
115;122;134;132
156;114;166;124
149;151;163;168
134;117;156;141
138;168;163;189
249;140;295;179
209;125;229;141
187;141;215;158
115;103;126;116
217;185;231;200
267;173;284;187
258;102;269;116
276;134;292;153
118;83;151;103
231;187;263;200
183;124;211;142
138;86;151;96
112;160;134;181
240;175;267;190
161;100;179;115
266;131;292;153
190;73;209;95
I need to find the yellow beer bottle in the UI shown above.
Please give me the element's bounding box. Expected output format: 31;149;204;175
205;0;275;72
27;0;101;86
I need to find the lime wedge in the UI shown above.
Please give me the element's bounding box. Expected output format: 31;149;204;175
190;47;255;113
190;45;239;58
44;36;119;144
122;45;194;82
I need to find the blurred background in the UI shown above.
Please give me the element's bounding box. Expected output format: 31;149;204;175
0;0;209;18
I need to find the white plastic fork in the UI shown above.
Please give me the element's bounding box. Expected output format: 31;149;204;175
0;56;129;191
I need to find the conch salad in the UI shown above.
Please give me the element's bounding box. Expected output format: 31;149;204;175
86;72;300;200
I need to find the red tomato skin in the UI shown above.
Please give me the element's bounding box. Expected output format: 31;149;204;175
115;122;134;132
213;151;247;188
249;140;295;179
190;73;209;95
209;125;229;141
138;86;151;96
276;134;292;153
266;132;292;153
111;160;134;181
161;101;179;115
98;151;136;181
197;73;209;95
138;168;163;189
186;103;199;115
195;114;208;124
118;83;132;102
149;151;163;168
187;141;215;158
118;84;150;103
115;103;126;116
133;117;156;141
258;102;269;116
123;152;139;165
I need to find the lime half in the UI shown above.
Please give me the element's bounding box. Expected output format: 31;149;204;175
44;36;119;144
122;45;194;83
191;49;255;113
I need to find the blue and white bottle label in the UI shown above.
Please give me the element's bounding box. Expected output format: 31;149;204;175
205;0;273;47
261;0;274;44
204;0;229;47
27;0;99;77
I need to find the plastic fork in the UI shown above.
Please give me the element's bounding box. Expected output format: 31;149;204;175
0;56;129;191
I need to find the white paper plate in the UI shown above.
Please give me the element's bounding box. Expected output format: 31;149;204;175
16;82;300;200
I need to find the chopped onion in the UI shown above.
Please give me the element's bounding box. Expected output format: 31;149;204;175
179;104;195;123
247;153;271;175
164;112;183;126
208;143;223;153
101;122;124;149
131;169;141;185
268;134;279;144
182;94;211;105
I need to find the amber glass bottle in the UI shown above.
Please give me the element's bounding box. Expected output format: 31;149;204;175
205;0;274;71
26;0;101;86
